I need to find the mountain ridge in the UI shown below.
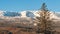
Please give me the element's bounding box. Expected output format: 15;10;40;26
0;10;60;19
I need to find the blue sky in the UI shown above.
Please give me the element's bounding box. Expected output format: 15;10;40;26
0;0;60;12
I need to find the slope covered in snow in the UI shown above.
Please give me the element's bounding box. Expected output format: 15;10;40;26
0;10;60;19
0;10;60;29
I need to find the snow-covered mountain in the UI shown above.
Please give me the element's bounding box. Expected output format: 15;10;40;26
4;12;21;17
0;10;60;29
20;11;35;18
0;10;60;19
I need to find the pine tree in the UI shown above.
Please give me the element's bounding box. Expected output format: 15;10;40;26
36;3;53;34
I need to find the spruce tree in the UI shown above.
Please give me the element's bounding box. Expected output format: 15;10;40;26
36;3;53;34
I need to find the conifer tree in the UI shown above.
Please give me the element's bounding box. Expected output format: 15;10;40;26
36;3;53;34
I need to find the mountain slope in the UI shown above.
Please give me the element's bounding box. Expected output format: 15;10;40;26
0;10;60;19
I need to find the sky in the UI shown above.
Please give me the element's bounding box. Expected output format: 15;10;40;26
0;0;60;12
